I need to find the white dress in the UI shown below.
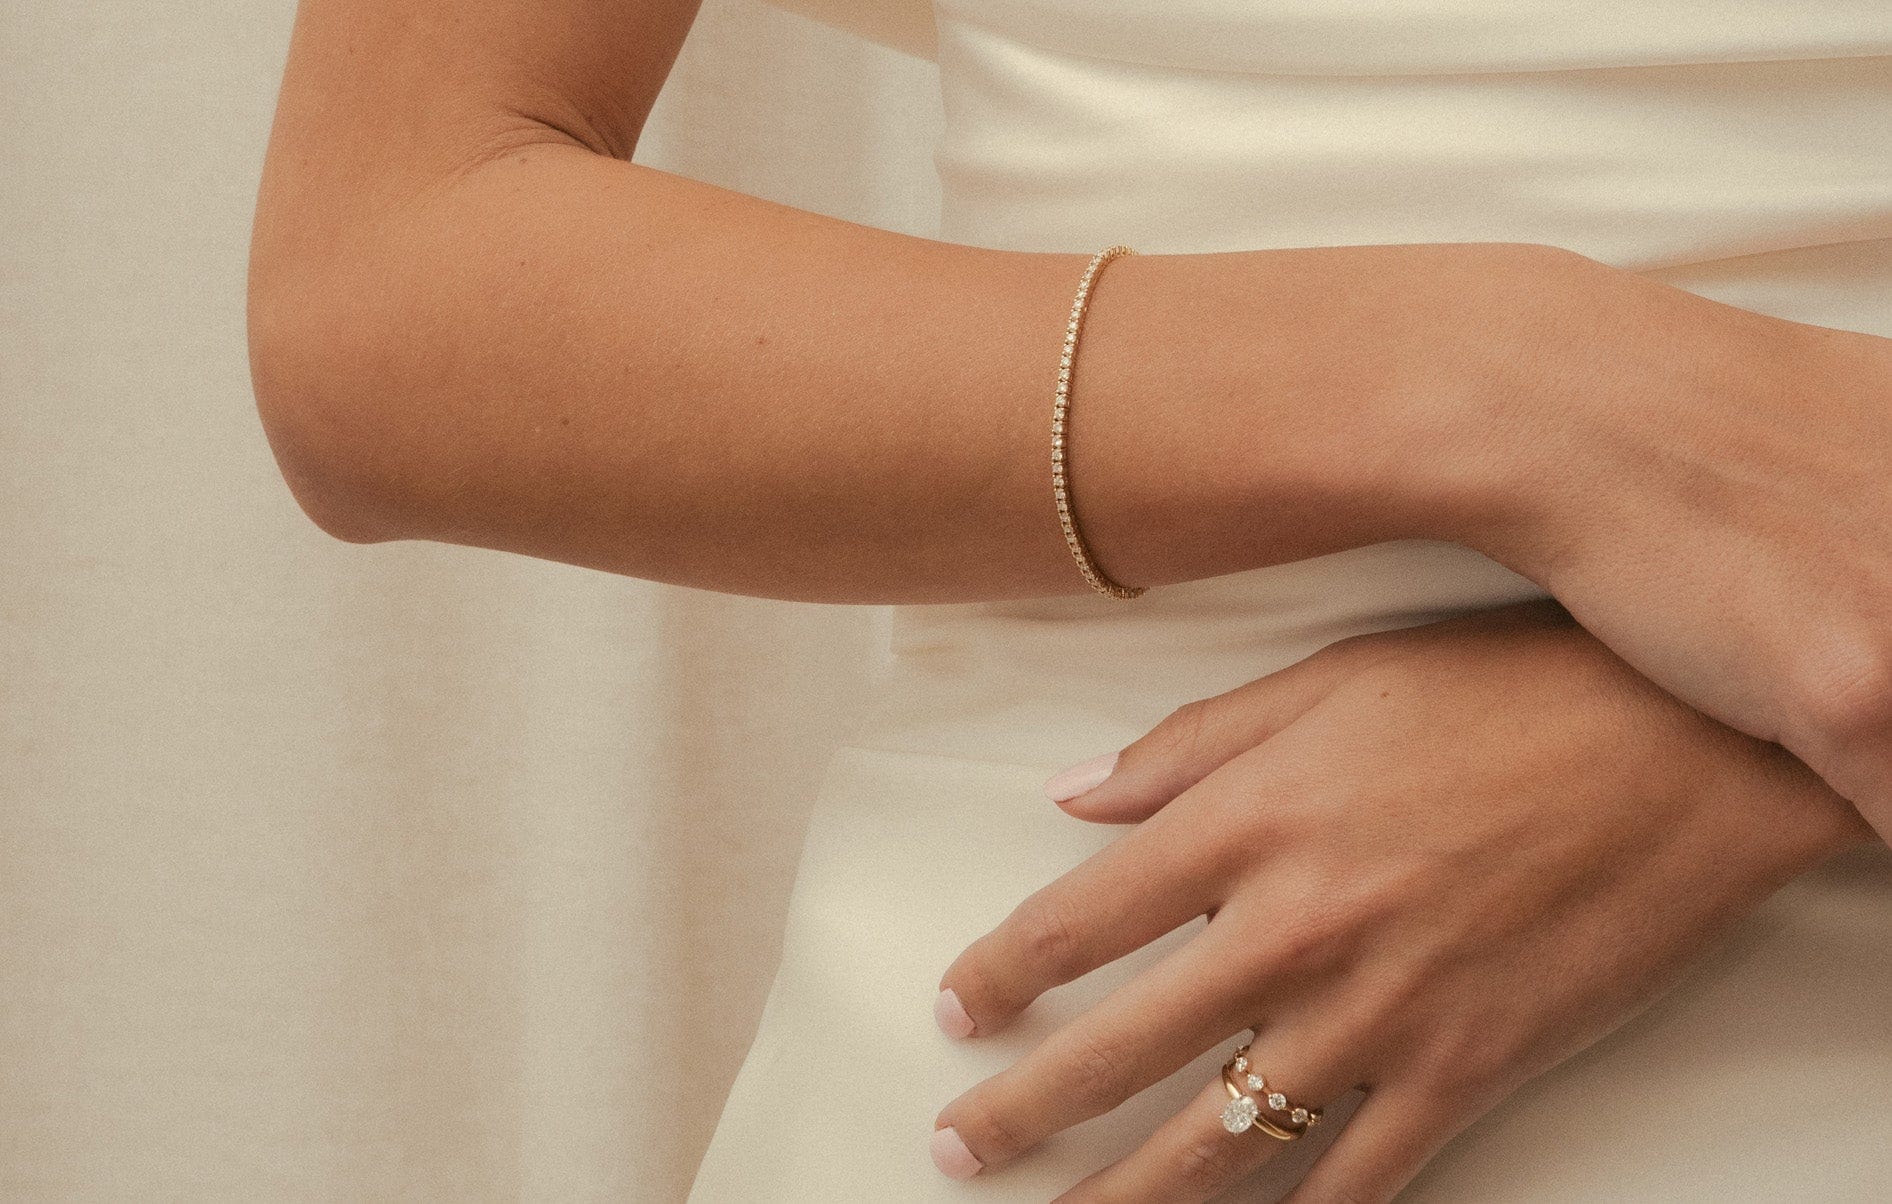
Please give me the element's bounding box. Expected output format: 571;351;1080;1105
692;1;1892;1198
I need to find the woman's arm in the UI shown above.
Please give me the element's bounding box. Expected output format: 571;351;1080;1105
932;602;1874;1200
250;0;1571;602
251;0;1892;829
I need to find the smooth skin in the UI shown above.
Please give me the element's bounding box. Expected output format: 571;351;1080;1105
935;602;1875;1200
251;0;1892;836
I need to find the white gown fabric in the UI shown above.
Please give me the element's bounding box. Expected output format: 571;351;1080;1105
693;2;1892;1198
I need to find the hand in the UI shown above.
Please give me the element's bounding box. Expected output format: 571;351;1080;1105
1458;252;1892;835
930;602;1870;1201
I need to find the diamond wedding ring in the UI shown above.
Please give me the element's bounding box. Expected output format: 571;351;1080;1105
1218;1043;1323;1140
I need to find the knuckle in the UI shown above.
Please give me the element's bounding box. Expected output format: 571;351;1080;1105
1187;783;1272;861
1412;1020;1514;1102
1011;889;1087;979
1145;698;1213;764
1363;955;1436;1036
1268;917;1342;975
1060;1029;1140;1113
1249;894;1357;980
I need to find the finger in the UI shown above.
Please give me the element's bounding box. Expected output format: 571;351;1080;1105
1058;599;1585;827
1057;1025;1366;1203
1280;1080;1481;1204
936;927;1260;1175
938;791;1240;1035
1051;647;1344;824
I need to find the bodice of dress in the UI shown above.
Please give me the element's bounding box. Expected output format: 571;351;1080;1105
930;0;1892;284
867;0;1892;771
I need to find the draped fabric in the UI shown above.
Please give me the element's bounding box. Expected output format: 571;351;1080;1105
1;2;934;1197
696;0;1892;1198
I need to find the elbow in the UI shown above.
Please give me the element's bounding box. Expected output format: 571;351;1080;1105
246;257;413;546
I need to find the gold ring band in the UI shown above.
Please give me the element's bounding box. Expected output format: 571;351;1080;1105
1218;1043;1322;1139
1220;1066;1305;1140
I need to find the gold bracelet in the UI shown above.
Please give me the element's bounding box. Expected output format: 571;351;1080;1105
1053;244;1145;600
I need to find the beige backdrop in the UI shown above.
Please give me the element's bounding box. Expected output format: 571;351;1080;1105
0;2;939;1198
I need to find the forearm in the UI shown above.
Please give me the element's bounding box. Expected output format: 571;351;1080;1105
252;123;1549;602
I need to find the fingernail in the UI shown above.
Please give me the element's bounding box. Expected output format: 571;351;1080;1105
1044;751;1118;802
934;988;975;1039
931;1126;982;1179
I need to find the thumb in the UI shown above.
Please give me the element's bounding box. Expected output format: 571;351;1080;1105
1045;648;1343;824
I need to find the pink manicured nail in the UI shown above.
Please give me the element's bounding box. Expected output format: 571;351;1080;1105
1044;751;1118;802
931;1126;982;1179
934;988;975;1039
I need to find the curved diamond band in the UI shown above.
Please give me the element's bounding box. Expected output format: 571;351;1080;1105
1218;1043;1323;1139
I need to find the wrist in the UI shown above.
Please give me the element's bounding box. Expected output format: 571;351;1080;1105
1059;240;1699;584
1367;240;1619;563
1081;241;1587;575
1198;240;1616;564
1425;241;1818;586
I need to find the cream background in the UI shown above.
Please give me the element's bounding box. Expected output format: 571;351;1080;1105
1;2;934;1198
